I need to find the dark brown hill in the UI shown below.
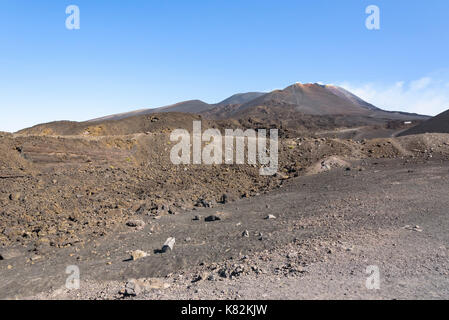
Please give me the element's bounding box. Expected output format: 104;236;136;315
399;109;449;136
216;92;266;106
89;100;213;122
17;113;221;136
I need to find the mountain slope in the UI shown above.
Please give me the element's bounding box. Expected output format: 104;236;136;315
155;100;213;113
17;113;213;136
90;100;213;122
323;85;380;111
89;92;268;123
399;109;449;136
216;92;266;106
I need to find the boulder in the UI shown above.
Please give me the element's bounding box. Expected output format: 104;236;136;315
130;250;147;261
205;215;221;222
126;219;146;230
162;237;176;253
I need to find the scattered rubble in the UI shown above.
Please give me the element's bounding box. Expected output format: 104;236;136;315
121;278;170;296
404;225;423;232
126;219;146;230
122;279;142;296
195;198;216;208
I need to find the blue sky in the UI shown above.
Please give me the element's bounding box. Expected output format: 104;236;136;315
1;0;448;132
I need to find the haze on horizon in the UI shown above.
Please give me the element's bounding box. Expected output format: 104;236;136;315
1;0;449;132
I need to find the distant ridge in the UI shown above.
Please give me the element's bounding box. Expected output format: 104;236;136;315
46;82;429;129
90;100;213;122
216;92;266;106
89;92;267;123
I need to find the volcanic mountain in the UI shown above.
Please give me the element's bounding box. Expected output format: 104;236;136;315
399;109;449;136
216;92;266;106
202;83;428;126
233;83;379;115
88;82;427;123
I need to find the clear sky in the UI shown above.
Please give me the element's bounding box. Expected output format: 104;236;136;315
1;0;449;132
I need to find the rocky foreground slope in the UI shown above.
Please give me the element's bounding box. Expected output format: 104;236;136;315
1;109;449;299
1;127;449;250
2;158;448;300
